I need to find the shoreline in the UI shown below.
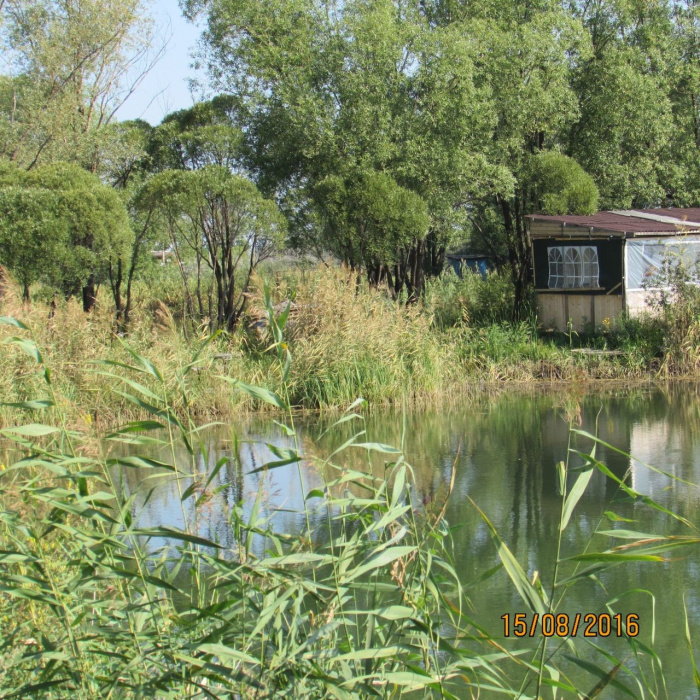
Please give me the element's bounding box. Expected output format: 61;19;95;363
1;268;696;428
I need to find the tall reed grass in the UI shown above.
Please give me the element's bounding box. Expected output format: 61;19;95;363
0;265;693;428
1;292;699;698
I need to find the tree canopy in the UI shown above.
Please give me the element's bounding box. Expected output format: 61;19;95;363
5;0;700;316
141;165;285;330
0;161;133;306
180;0;700;308
0;0;161;170
183;0;507;298
527;151;599;216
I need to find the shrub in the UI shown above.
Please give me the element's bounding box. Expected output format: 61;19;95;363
651;257;700;374
423;268;516;328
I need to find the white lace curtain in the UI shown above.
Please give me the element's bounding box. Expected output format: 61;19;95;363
548;245;600;289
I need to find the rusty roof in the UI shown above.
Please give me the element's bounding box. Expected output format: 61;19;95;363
526;208;700;236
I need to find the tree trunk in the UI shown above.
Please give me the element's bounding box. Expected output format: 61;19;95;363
49;294;57;319
195;253;205;318
109;260;124;322
501;194;533;321
208;282;214;332
82;274;97;312
424;230;446;277
214;263;225;328
406;239;425;303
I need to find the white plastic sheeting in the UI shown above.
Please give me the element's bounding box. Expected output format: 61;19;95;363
625;237;700;290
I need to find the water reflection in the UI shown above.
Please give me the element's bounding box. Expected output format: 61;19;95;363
108;382;700;698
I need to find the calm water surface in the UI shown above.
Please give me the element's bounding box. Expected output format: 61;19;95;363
113;383;700;699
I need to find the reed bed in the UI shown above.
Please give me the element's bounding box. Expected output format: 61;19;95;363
0;296;699;698
0;266;691;428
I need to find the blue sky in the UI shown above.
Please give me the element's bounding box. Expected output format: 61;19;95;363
117;0;203;125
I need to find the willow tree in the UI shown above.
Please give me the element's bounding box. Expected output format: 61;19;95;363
101;119;164;327
0;0;163;170
0;186;70;302
147;96;244;173
0;161;133;309
184;0;504;299
525;151;599;216
144;165;285;330
314;171;431;295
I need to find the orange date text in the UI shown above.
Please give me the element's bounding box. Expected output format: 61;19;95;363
500;612;639;638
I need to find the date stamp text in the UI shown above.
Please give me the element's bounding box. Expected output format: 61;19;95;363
501;613;639;638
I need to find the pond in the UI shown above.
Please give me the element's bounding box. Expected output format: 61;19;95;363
111;382;700;698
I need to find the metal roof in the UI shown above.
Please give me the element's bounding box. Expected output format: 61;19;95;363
446;253;490;259
526;208;700;236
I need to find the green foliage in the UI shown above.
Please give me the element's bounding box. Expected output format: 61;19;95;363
315;171;430;268
2;265;695;424
569;46;673;208
0;186;70;295
99;119;155;189
0;0;157;170
141;165;285;329
186;0;503;295
0;314;491;698
527;151;599;215
423;268;517;328
183;0;700;311
0;313;698;697
0;161;132;300
148;96;244;172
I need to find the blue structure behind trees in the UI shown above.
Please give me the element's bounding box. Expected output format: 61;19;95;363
446;254;490;279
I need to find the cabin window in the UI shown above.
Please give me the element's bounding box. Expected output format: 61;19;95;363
548;245;599;289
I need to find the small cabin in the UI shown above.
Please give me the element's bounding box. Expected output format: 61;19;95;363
527;208;700;331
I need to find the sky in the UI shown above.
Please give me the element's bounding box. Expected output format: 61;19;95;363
117;0;203;125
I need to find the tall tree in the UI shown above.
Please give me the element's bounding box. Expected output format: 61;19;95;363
459;0;588;312
568;0;674;208
147;96;244;173
100;119;164;327
144;165;285;330
0;0;163;170
184;0;506;299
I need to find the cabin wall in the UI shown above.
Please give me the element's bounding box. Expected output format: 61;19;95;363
537;293;624;331
532;238;623;292
625;290;655;317
531;236;624;331
447;257;489;279
622;237;700;316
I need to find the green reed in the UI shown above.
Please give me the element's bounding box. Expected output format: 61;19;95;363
0;266;683;429
1;300;699;698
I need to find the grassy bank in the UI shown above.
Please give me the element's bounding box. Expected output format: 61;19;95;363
0;265;695;426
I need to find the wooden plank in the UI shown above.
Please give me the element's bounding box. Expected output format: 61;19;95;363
567;295;592;330
538;294;566;330
538;293;625;331
571;348;626;356
529;226;624;239
594;296;623;326
529;223;563;235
